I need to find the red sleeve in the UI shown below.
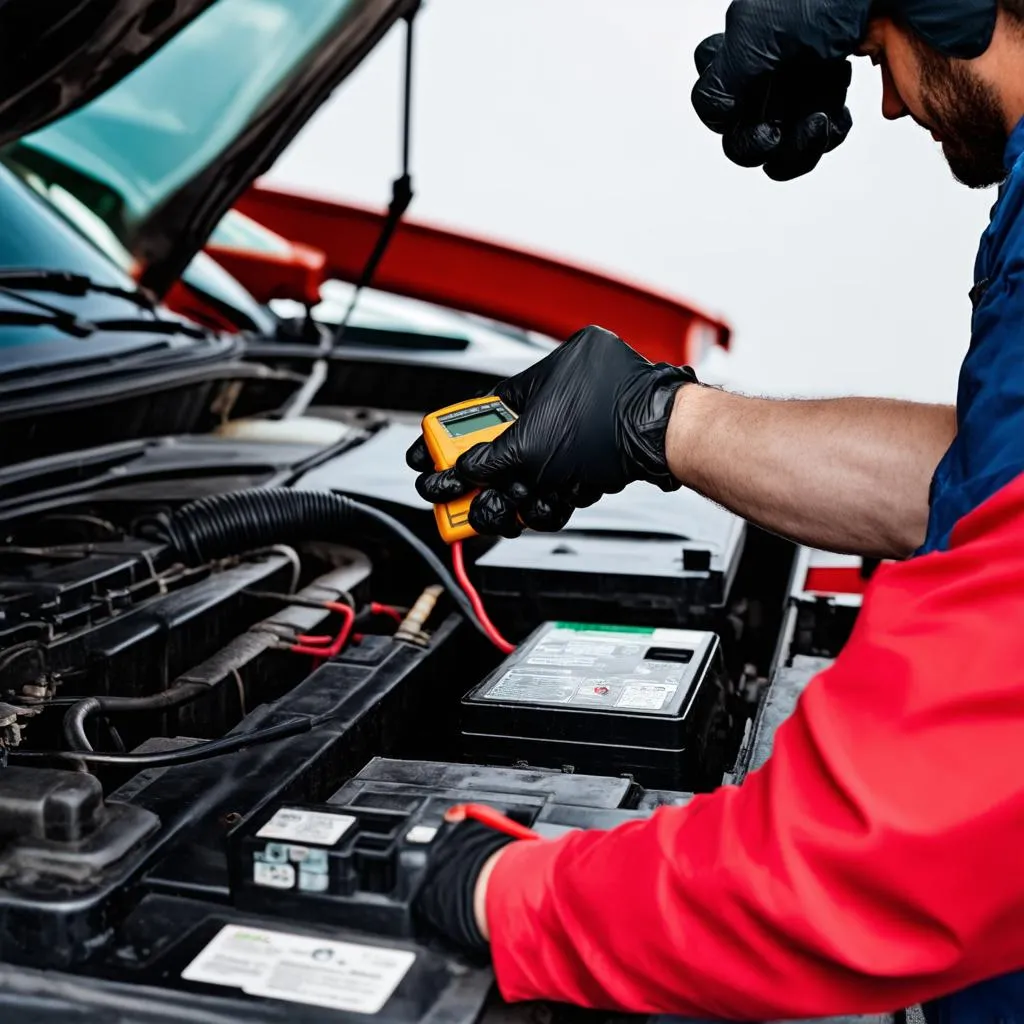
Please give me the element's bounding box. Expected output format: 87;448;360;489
486;474;1024;1020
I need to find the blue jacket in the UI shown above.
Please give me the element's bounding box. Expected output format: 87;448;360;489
923;118;1024;554
919;117;1024;1020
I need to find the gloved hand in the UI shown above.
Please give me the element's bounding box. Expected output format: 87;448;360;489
412;820;517;958
691;0;998;180
405;326;698;539
695;32;854;181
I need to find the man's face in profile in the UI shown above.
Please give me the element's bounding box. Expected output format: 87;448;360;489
861;17;1010;188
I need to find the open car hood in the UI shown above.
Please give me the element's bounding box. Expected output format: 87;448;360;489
5;0;417;296
0;1;217;146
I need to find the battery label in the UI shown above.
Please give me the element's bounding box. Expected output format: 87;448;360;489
182;925;415;1014
526;654;601;667
617;684;671;710
475;623;711;716
257;808;355;846
487;673;578;704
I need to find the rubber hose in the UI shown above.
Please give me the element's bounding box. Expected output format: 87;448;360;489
64;684;209;752
14;715;323;769
159;488;487;641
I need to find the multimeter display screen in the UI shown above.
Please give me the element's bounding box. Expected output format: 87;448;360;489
444;411;507;437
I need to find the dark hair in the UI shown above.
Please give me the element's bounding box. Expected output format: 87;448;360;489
1001;0;1024;22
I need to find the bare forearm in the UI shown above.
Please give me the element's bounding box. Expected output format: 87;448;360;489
666;386;956;558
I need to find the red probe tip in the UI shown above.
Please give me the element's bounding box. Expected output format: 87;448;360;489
444;803;539;841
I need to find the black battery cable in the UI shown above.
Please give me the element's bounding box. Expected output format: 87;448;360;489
9;713;331;768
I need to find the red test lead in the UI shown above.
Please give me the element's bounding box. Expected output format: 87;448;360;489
444;803;540;841
451;542;515;655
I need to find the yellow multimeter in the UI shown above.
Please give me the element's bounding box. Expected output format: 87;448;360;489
422;396;517;543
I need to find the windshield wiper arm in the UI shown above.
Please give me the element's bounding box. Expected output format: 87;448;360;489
0;310;210;341
92;317;208;339
0;268;156;311
0;285;208;340
0;277;209;340
0;308;94;338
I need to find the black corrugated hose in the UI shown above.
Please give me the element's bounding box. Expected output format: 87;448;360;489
157;488;489;642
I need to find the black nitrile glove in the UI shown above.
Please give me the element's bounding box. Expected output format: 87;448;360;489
412;821;516;958
405;326;698;539
691;0;998;180
696;33;854;181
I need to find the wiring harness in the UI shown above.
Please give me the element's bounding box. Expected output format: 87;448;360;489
157;488;512;650
10;488;515;769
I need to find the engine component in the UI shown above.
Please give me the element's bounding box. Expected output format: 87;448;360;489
0;480;790;1022
62;561;370;753
0;767;158;884
0;538;171;650
0;540;306;751
0;701;36;749
0;611;465;969
394;585;443;646
157;488;505;648
85;760;652;1024
461;622;732;790
230;799;434;934
227;757;652;940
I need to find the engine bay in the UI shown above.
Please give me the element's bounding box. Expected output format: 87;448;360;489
0;0;890;1014
0;428;859;1024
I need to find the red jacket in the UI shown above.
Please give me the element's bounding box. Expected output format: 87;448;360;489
485;474;1024;1020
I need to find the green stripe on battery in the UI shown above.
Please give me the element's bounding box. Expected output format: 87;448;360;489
552;622;655;634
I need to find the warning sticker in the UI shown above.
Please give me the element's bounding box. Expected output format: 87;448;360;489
616;684;671;710
544;634;645;659
486;673;577;704
257;808;355;846
182;925;415;1014
571;681;623;705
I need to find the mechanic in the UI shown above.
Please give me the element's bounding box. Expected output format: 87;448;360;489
403;0;1024;1020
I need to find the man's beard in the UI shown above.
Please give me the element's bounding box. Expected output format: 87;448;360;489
912;37;1009;189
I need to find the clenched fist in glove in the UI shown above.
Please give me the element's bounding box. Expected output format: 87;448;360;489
405;326;698;539
691;0;998;179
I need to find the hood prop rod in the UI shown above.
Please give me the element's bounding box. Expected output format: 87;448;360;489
334;5;418;344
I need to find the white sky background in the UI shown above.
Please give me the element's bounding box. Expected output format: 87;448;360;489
266;0;996;403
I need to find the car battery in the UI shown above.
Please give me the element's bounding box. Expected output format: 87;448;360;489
226;758;659;938
57;759;684;1024
229;800;443;939
474;490;746;637
460;622;732;790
